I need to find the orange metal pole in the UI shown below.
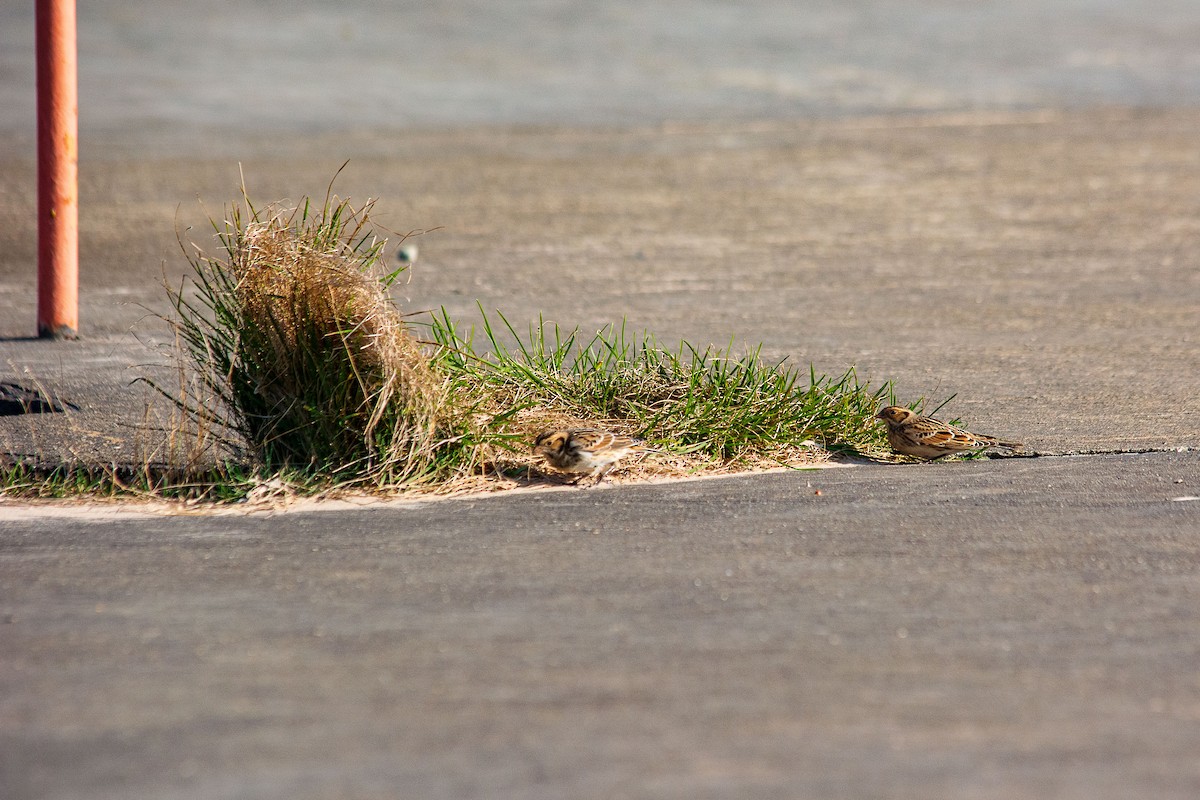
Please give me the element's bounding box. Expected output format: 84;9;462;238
36;0;79;339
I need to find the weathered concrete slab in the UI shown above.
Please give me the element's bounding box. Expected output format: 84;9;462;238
2;453;1198;799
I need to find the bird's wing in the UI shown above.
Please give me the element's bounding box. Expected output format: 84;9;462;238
911;424;988;451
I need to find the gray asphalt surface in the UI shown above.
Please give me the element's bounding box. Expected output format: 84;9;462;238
3;454;1199;800
3;2;1200;798
6;1;1200;150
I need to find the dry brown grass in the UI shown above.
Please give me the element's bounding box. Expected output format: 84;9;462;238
231;208;446;445
153;190;495;491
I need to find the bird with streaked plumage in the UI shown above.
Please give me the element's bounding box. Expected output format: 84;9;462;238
875;406;1022;460
531;428;653;485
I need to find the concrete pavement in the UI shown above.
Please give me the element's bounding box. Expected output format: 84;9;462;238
2;453;1199;799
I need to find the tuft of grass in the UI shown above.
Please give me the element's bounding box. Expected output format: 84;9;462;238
140;180;493;491
427;307;903;471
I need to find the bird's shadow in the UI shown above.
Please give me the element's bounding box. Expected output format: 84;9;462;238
488;462;593;488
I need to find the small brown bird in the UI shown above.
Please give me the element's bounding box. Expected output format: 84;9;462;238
875;406;1022;460
531;428;652;485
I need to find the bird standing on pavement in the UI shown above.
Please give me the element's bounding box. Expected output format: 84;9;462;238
531;428;652;485
875;406;1022;460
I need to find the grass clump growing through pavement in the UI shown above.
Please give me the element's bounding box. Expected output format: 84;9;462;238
427;308;900;474
1;186;910;503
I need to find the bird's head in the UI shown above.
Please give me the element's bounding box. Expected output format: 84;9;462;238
532;430;571;455
875;406;916;426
